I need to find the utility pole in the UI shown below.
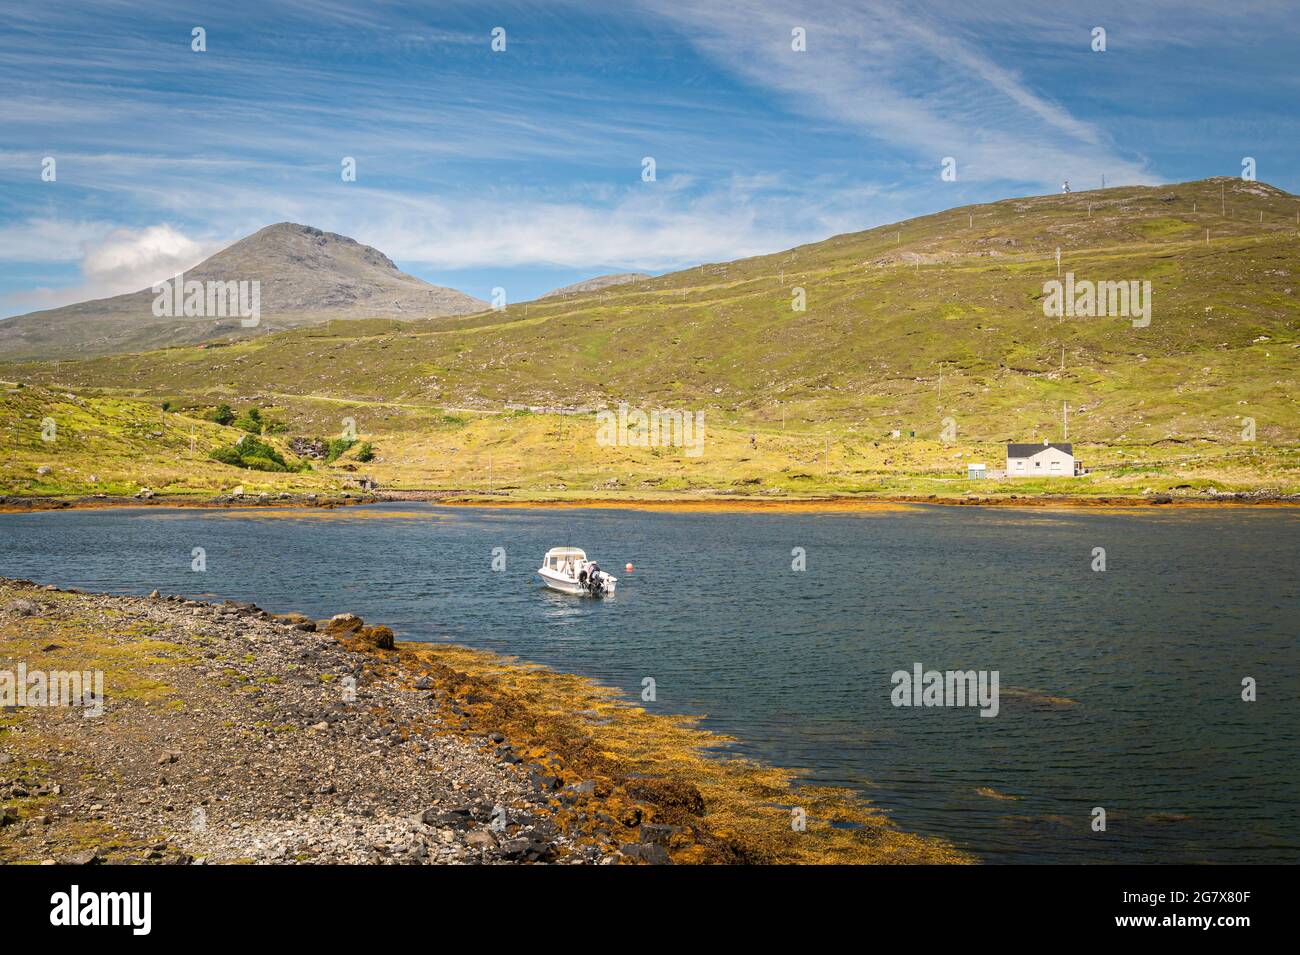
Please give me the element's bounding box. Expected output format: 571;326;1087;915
1063;401;1069;441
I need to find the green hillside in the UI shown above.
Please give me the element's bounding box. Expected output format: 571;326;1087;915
3;177;1297;500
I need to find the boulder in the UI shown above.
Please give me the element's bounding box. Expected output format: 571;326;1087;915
619;842;672;865
324;613;365;635
273;612;317;632
624;778;706;817
639;823;685;846
360;625;395;650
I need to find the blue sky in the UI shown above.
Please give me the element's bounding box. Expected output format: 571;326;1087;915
1;0;1297;315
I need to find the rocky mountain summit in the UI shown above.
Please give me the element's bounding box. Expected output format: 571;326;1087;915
0;223;487;360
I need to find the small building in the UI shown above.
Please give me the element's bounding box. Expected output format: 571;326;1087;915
1006;441;1080;477
967;463;987;480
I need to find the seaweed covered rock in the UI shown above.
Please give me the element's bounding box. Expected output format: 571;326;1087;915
361;625;395;650
624;778;706;817
323;613;364;635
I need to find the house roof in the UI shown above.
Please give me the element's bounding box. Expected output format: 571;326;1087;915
1007;442;1073;458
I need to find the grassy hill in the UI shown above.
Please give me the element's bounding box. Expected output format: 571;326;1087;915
3;178;1297;500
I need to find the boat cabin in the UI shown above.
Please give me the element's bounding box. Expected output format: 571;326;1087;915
542;547;588;576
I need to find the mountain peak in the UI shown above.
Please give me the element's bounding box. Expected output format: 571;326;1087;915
0;223;486;360
209;221;402;275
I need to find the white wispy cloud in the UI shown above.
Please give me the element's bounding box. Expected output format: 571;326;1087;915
644;0;1154;186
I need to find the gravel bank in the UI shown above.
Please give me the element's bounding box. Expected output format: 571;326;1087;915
0;578;627;864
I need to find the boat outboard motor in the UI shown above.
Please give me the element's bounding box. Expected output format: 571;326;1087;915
585;562;605;595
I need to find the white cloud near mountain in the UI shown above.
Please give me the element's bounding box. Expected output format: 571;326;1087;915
0;222;220;313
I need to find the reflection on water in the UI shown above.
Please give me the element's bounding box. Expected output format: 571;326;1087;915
1;502;1296;863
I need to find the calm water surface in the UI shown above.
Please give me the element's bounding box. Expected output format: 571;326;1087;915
2;502;1296;863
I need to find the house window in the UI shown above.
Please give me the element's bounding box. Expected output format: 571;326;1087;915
1034;461;1041;468
1050;461;1061;472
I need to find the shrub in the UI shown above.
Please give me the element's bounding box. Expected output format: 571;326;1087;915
240;455;288;473
354;442;374;463
208;445;243;467
207;404;236;426
324;437;356;464
208;435;290;471
232;406;264;434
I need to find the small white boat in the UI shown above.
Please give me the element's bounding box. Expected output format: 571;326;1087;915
538;547;618;596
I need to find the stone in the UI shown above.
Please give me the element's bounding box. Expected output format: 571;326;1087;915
620;842;671;865
639;823;683;846
421;805;474;829
624;778;706;816
325;613;365;635
497;837;533;859
362;625;395;650
530;772;562;792
273;613;316;631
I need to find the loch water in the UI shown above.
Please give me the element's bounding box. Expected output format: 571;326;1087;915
2;502;1295;863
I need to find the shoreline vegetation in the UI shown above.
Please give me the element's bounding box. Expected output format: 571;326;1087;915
3;488;1297;515
0;577;969;865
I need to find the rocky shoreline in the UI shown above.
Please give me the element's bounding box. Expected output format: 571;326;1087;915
3;486;1297;515
0;579;665;864
1;577;970;866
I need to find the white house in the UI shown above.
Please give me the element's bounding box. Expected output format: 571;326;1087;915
1006;441;1079;477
